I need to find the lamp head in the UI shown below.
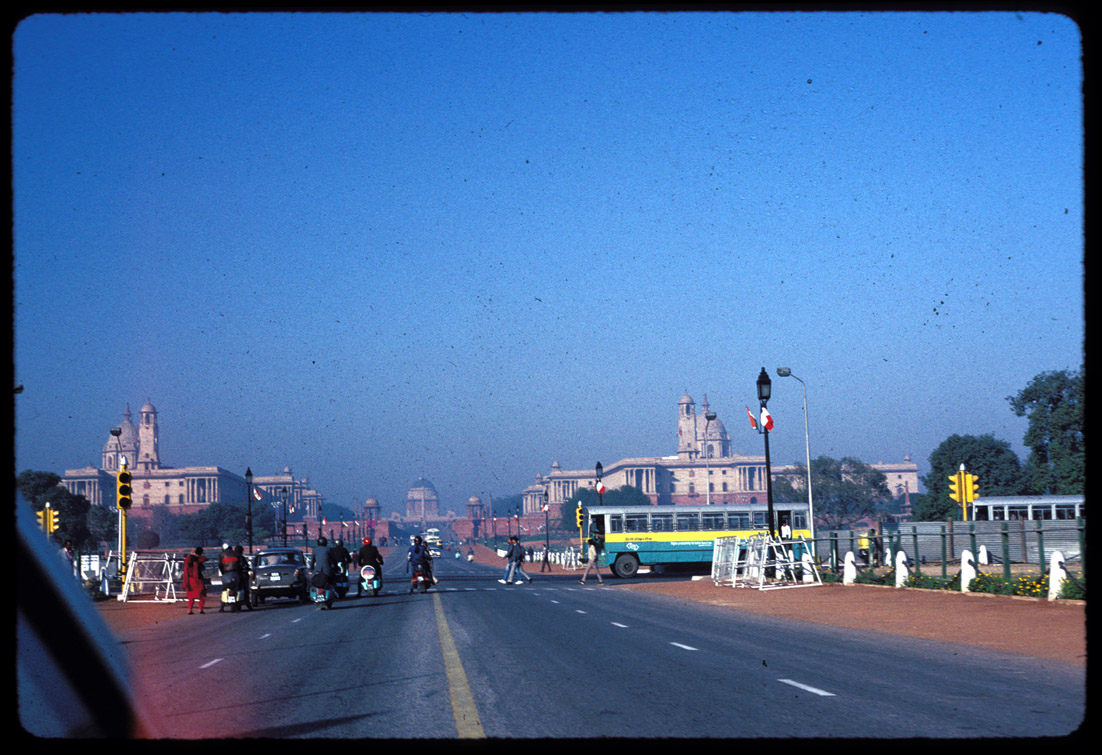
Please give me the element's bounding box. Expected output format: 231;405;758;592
777;367;792;377
757;367;772;403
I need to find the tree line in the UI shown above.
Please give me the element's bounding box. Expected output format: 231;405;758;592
16;366;1083;548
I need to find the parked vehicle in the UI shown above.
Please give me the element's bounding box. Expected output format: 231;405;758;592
249;547;310;606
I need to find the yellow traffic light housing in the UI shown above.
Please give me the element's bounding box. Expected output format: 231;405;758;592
948;472;962;503
117;466;133;510
46;508;58;534
964;473;979;503
36;509;46;530
576;505;584;528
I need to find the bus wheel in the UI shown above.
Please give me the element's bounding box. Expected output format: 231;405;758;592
613;554;639;579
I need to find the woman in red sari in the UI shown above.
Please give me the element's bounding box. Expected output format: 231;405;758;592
182;547;208;614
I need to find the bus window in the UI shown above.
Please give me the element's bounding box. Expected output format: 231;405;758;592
975;506;989;521
608;515;623;533
727;512;749;529
792;512;807;529
624;515;648;533
702;512;724;530
592;515;606;536
651;514;673;532
1008;506;1028;520
1055;505;1076;520
676;513;699;531
1036;506;1053;520
992;506;1005;520
752;511;767;528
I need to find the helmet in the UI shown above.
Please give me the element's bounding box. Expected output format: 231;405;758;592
317;536;328;547
363;537;372;545
414;536;423;544
222;542;230;550
336;539;343;547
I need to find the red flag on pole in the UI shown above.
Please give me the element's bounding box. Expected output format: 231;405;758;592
746;405;758;429
760;406;774;431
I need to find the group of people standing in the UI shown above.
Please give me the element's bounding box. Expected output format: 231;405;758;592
181;543;256;614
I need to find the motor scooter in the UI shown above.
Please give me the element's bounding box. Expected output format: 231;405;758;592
409;562;430;593
220;570;245;612
333;563;350;598
359;564;382;597
309;573;336;609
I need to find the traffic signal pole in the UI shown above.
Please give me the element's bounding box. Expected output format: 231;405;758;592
117;462;133;579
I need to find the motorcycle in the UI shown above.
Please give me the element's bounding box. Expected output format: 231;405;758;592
410;562;430;594
220;570;245;612
309;573;336;609
333;563;350;598
359;564;382;597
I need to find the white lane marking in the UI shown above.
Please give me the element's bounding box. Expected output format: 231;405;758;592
670;642;698;651
551;600;561;604
291;618;303;623
259;633;271;639
575;609;587;614
200;658;223;669
778;679;836;696
611;622;629;628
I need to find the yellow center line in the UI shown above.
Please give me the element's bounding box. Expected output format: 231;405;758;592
433;593;486;739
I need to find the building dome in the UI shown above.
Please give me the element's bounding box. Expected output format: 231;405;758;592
140;400;156;413
468;495;482;505
365;497;379;507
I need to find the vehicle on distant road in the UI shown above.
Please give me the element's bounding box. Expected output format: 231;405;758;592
249;547;309;606
580;502;812;579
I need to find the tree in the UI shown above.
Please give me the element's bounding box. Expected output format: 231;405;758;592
917;434;1024;521
16;470;93;550
558;485;650;531
771;456;892;531
1007;366;1084;495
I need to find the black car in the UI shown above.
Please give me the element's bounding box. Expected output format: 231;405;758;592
249;547;309;606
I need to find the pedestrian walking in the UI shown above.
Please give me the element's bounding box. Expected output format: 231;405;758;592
182;547;208;614
579;536;605;585
540;544;552;572
499;536;532;584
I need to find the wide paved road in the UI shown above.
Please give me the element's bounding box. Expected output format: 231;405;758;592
121;556;1084;739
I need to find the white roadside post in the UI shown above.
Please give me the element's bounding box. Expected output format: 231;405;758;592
894;550;908;588
843;551;857;585
960;549;976;593
1048;551;1067;601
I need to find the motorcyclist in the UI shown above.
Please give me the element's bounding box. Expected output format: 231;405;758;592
234;544;254;611
331;538;352;589
218;542;239;612
312;536;335;590
357;537;384;597
407;536;434;592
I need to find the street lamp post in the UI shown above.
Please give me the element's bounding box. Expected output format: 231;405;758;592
777;367;815;544
756;368;775;539
281;486;289;547
245;468;253;553
543;489;550;553
704;410;716;505
595;462;603;507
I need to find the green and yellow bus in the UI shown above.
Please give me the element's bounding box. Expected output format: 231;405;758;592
581;503;811;578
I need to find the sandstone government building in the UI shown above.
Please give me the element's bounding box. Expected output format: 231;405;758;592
61;393;919;542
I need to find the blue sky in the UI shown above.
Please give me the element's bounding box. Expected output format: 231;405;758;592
13;11;1084;516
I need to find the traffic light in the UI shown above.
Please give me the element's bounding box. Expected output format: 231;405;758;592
948;472;962;503
576;505;584;528
36;509;46;531
964;473;979;503
117;467;133;510
46;508;59;534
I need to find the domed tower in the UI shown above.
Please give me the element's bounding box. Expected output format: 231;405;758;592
363;497;381;524
405;477;440;523
136;399;160;471
677;391;698;460
102;404;139;471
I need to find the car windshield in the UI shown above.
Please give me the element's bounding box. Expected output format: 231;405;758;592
259;552;302;567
